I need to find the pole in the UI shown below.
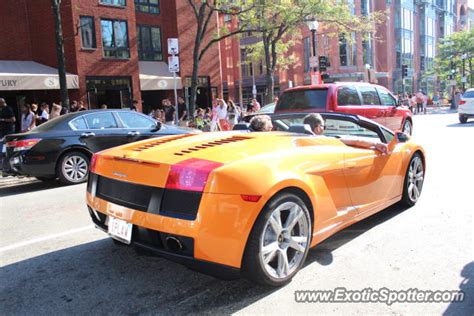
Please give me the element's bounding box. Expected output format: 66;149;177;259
367;69;371;83
462;56;466;91
311;29;317;73
51;0;70;111
173;71;179;125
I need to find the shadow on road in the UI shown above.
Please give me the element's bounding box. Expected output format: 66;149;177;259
0;203;412;314
305;203;409;267
443;261;474;316
446;122;474;128
0;179;67;197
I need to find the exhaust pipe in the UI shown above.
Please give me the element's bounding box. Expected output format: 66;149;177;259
166;236;183;252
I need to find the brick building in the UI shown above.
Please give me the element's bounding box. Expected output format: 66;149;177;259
0;0;222;118
221;0;469;106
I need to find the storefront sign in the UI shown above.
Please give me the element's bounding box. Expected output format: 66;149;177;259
0;80;18;88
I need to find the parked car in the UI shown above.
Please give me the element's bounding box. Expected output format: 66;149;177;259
459;88;474;123
2;110;199;184
274;82;413;134
86;112;425;286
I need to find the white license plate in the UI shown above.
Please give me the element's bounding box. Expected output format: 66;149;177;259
108;216;133;244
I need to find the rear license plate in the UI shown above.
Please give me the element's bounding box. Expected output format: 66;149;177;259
108;216;133;244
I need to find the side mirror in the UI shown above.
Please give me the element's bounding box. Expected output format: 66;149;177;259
151;121;161;132
396;131;409;142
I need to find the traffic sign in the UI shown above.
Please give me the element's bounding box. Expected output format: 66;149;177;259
168;56;180;73
168;38;179;55
309;56;318;68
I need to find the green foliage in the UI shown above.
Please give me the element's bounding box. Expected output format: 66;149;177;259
434;28;474;86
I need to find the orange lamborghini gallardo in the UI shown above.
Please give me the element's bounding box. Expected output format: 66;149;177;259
86;113;425;286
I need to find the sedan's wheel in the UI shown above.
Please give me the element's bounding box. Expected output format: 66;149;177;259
402;120;413;135
400;153;424;207
459;115;467;124
242;193;311;286
57;151;90;185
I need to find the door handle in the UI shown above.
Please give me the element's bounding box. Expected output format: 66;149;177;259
80;132;95;138
127;131;140;137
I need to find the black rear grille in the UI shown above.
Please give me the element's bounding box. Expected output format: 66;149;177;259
96;176;158;212
93;175;201;220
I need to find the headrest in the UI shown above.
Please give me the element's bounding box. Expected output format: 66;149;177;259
288;124;314;135
233;123;250;130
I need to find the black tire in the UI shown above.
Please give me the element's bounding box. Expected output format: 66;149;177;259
242;192;312;287
400;153;424;207
35;176;57;182
402;120;413;135
57;151;90;185
459;115;467;124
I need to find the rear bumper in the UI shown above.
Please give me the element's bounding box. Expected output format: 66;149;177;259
2;151;55;177
90;212;240;280
86;175;262;271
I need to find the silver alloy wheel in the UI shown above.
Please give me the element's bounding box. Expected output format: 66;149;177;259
62;155;88;183
407;156;424;203
403;120;412;135
260;201;310;279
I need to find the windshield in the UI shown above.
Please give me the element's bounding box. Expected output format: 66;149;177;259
276;89;328;111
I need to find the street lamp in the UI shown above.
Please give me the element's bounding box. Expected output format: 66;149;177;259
306;18;319;83
365;63;371;83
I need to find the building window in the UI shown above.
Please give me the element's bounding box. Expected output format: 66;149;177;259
80;16;96;49
135;0;160;14
137;25;163;61
362;34;373;66
100;0;126;7
100;19;130;59
361;0;371;16
339;33;356;67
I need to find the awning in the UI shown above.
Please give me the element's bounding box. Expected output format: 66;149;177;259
139;61;182;91
0;60;79;91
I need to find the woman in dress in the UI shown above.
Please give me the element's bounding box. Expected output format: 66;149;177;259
20;104;36;133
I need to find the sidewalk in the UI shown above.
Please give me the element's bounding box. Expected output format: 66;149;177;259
421;106;457;115
0;176;38;189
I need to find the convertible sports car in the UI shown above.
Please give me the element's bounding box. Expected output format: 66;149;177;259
86;113;425;286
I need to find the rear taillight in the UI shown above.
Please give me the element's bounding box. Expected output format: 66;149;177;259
90;153;99;173
459;100;466;105
166;158;223;192
6;138;41;152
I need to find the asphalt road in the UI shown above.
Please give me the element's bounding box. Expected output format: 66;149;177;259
1;112;473;315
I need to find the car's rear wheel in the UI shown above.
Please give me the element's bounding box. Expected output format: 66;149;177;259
402;119;413;135
242;193;311;286
459;115;467;124
57;151;90;185
400;153;424;207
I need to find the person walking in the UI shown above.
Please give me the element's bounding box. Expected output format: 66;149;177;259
227;100;240;128
177;96;188;126
163;99;175;124
0;98;16;139
415;90;424;114
20;104;36;133
50;103;62;120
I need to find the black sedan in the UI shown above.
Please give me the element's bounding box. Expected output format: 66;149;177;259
2;110;198;184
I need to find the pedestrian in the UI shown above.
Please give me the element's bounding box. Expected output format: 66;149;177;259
162;99;175;124
227;99;240;128
50;103;62;120
20;104;36;133
216;98;230;131
177;96;188;126
70;100;79;112
251;98;261;112
415;90;424;114
131;100;139;111
38;102;50;124
0;98;16;139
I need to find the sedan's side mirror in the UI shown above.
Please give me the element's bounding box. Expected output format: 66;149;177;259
396;131;409;142
151;121;161;132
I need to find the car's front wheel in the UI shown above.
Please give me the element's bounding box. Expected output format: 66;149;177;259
402;119;413;135
242;193;311;286
400;153;425;207
459;115;468;124
57;151;90;185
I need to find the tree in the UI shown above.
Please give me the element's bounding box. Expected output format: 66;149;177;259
185;0;256;116
51;0;70;111
242;0;386;103
434;28;474;90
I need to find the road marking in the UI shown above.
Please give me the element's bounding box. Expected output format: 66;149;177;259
0;225;94;253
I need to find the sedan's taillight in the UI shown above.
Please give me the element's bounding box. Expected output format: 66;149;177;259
166;158;223;192
459;100;466;105
6;138;42;152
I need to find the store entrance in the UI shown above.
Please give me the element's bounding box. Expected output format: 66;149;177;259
86;77;132;109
